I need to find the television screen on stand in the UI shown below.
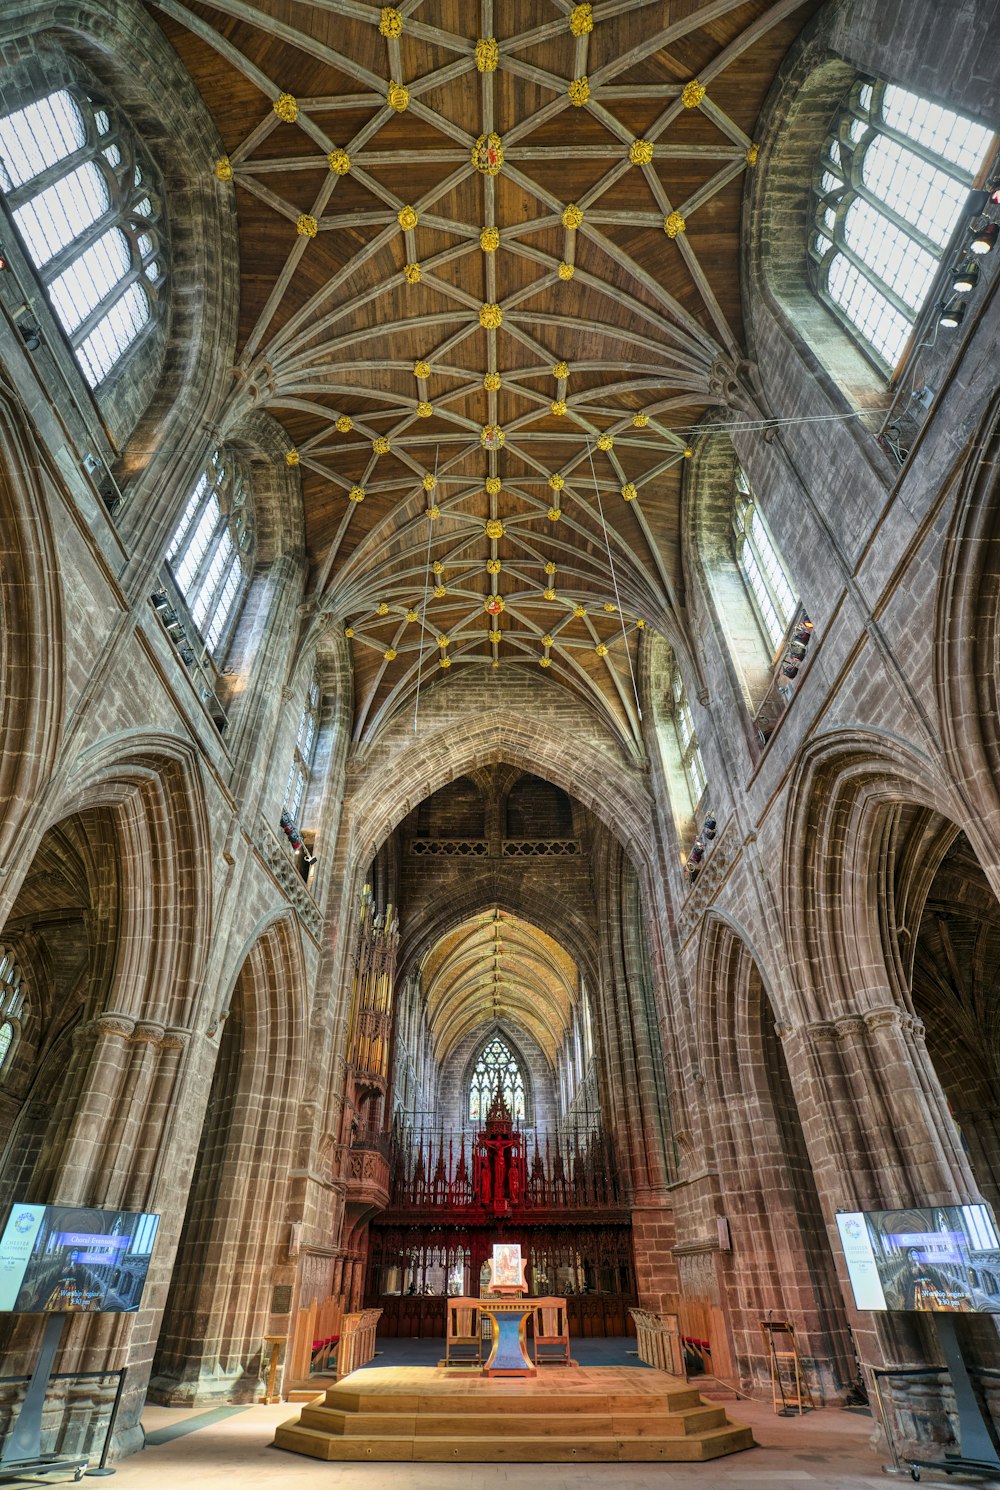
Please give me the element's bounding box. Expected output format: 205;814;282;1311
0;1204;160;1314
836;1203;1000;1313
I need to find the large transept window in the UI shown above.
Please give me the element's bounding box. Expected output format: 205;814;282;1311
809;80;993;371
0;87;165;388
733;467;798;654
166;450;253;660
469;1036;525;1124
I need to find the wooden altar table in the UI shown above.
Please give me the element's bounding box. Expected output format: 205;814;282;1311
449;1296;566;1377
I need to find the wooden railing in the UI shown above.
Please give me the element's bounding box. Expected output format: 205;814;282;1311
630;1307;684;1375
284;1299;383;1394
336;1307;382;1380
287;1294;345;1387
660;1293;735;1381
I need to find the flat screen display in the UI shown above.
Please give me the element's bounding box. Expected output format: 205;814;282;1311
0;1204;159;1314
837;1203;1000;1313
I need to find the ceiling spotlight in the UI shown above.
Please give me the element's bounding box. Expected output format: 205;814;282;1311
952;260;980;293
939;298;967;329
970;222;998;255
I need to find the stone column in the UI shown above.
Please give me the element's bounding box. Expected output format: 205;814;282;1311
781;1006;980;1371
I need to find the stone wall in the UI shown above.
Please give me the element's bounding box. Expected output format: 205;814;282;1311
0;0;996;1465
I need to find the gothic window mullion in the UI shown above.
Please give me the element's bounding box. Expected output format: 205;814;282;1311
0;84;163;390
34;206;126;286
60;263;147;350
808;76;994;373
849;180;949;262
166;452;254;663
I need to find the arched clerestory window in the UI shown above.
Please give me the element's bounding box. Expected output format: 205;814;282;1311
166;450;254;660
732;467;798;654
669;661;707;812
0;87;166;388
809;79;994;372
283;668;321;822
0;945;26;1077
469;1036;525;1124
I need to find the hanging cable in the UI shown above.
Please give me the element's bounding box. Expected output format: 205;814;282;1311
586;438;642;724
412;443;439;733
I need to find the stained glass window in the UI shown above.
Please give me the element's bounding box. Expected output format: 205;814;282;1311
0;1023;12;1071
469;1036;525;1123
809;80;994;372
732;467;798;654
166;450;253;660
0;88;165;388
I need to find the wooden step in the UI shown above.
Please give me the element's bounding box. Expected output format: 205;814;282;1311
275;1423;757;1464
325;1383;705;1414
299;1402;729;1438
272;1366;756;1465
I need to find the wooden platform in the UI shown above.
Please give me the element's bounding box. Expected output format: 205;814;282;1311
273;1365;757;1463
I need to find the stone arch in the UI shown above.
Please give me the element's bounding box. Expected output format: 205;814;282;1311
345;705;655;873
51;731;212;1029
696;913;853;1393
415;774;486;840
935;388;1000;840
0;0;239;462
776;730;986;1394
150;911;308;1405
396;885;599;997
781;728;967;1026
503;774;573;838
889;813;1000;1216
0;381;63;872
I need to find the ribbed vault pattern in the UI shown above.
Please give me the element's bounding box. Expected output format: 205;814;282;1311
421;908;578;1067
149;0;813;746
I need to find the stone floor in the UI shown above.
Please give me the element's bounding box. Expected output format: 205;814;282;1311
113;1393;909;1490
98;1332;941;1490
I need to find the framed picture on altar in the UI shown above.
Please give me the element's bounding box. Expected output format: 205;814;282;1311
489;1242;527;1292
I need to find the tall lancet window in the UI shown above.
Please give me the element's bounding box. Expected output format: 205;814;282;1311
809;79;993;371
732;467;798;654
0;87;165;387
166;450;254;660
284;668;321;820
670;662;707;810
469;1036;525;1124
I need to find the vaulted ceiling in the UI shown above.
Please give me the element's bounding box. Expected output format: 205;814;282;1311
421;908;578;1067
148;0;816;747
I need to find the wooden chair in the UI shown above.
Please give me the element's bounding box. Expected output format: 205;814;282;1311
532;1300;571;1367
445;1299;482;1367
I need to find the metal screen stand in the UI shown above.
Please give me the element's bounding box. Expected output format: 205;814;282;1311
0;1315;88;1483
907;1316;1000;1483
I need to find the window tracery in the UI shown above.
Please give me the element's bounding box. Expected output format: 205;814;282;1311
469;1036;525;1124
732;467;798;654
0;946;26;1076
284;668;322;821
809;79;994;371
166;450;253;659
0;87;165;388
670;664;707;810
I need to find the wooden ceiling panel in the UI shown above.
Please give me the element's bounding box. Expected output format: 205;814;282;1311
146;0;820;749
